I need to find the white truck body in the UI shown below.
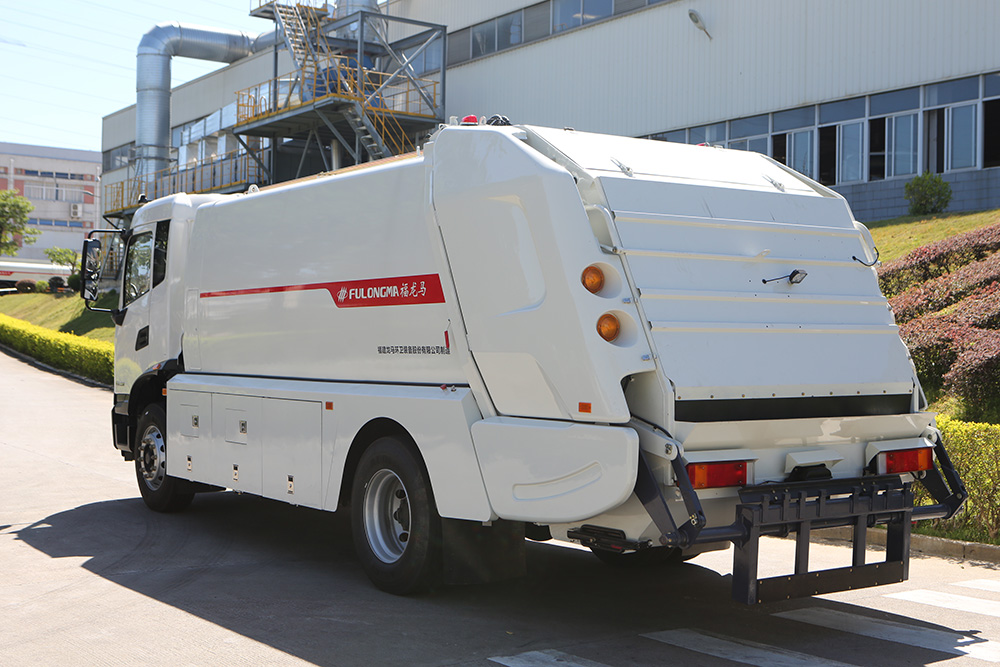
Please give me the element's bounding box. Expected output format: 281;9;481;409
95;123;964;603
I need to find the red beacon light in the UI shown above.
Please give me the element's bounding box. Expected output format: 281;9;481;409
460;115;479;126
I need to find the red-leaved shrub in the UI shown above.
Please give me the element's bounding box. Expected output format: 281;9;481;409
943;329;1000;418
899;316;969;393
879;221;1000;297
890;252;1000;323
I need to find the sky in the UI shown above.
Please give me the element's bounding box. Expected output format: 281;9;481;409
2;0;277;153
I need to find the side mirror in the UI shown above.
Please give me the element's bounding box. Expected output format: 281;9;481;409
81;238;102;301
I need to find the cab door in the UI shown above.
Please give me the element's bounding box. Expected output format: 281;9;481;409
115;221;169;393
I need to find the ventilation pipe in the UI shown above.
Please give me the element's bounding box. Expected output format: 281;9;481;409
135;22;279;179
334;0;381;40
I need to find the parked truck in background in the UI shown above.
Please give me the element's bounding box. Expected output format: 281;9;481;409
82;119;966;603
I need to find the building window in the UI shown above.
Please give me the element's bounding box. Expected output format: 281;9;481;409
788;129;815;179
729;114;768;153
583;0;613;23
819;121;863;185
890;114;919;177
818;98;865;185
552;0;582;33
870;87;919;116
497;11;524;50
984;98;1000;168
948;104;977;170
689;122;725;146
447;28;471;66
102;144;132;172
471;20;497;58
650;129;686;143
523;3;552;42
838;121;864;183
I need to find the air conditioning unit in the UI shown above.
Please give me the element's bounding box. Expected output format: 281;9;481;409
69;203;82;219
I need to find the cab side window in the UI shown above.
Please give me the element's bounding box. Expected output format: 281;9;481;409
152;220;169;288
122;232;153;307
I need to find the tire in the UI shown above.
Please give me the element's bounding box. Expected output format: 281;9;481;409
589;545;685;567
134;403;194;513
351;436;441;595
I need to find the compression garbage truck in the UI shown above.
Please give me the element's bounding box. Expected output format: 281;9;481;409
81;119;966;603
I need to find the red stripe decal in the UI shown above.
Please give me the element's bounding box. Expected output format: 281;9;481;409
200;273;446;308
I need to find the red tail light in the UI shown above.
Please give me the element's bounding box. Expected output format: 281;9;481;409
686;461;748;489
879;447;934;475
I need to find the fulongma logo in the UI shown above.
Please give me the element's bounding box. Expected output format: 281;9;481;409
337;286;348;302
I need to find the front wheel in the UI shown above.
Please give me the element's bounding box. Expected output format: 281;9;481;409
351;436;441;594
134;403;193;513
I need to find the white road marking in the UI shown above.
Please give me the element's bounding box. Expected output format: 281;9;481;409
775;606;1000;662
642;628;856;667
489;649;611;667
887;590;1000;618
954;579;1000;594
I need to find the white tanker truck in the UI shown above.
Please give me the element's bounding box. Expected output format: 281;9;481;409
82;120;965;603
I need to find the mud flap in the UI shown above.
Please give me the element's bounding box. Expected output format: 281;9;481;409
442;518;526;585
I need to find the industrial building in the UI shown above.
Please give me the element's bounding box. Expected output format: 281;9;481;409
101;0;1000;222
1;143;101;262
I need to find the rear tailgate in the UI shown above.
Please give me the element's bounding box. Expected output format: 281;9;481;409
601;176;914;409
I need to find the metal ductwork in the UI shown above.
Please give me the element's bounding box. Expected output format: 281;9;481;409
135;22;279;178
334;0;380;20
334;0;381;39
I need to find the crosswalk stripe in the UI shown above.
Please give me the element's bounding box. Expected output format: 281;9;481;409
953;579;1000;593
775;607;1000;662
488;649;611;667
886;590;1000;618
642;628;856;667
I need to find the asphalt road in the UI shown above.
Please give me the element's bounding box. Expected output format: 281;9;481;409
3;347;1000;666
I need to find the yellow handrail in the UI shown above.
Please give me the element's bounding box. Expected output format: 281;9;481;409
235;53;439;126
103;149;264;214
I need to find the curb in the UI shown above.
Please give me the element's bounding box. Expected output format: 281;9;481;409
809;525;1000;565
0;342;113;391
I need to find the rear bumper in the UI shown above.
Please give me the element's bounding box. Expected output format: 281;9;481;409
633;430;966;604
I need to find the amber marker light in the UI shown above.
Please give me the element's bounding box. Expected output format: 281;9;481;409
581;265;605;294
597;313;620;341
687;461;748;489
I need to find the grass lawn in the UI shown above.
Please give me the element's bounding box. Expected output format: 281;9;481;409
866;208;1000;263
0;292;117;343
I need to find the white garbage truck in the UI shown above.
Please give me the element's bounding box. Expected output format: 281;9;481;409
82;120;965;603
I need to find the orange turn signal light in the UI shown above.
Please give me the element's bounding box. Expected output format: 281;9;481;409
581;265;605;294
879;447;934;475
597;313;620;342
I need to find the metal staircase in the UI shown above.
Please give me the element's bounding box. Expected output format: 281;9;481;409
346;102;389;160
272;3;320;107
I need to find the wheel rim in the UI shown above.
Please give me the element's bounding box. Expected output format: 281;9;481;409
138;423;166;491
363;469;411;564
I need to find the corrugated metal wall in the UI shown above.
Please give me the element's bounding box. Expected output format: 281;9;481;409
432;0;1000;138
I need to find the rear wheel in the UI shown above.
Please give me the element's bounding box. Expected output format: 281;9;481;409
134;403;193;513
351;436;441;594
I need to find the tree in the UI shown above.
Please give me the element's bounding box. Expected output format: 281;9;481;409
44;247;81;271
0;189;37;256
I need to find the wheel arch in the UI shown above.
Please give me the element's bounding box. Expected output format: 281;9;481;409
339;417;432;510
127;358;182;454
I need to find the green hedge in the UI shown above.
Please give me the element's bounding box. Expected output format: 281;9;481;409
0;313;113;384
915;416;1000;541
